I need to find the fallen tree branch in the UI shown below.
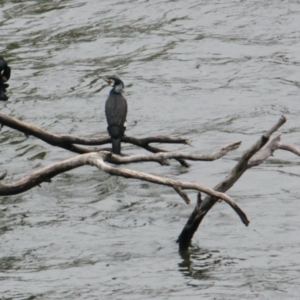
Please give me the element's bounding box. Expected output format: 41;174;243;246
278;143;300;156
0;151;248;224
0;113;191;166
249;134;300;167
177;115;287;251
248;135;282;167
104;141;241;165
2;111;294;249
0;113;241;166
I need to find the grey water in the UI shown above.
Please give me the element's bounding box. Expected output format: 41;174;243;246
1;0;300;299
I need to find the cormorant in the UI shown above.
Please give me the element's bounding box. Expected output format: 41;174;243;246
0;56;11;101
102;75;127;155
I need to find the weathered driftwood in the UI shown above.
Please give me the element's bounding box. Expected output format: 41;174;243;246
0;112;243;169
1;113;299;251
0;113;190;166
249;135;300;166
0;151;248;225
177;115;287;251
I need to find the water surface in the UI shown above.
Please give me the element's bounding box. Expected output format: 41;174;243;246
1;0;300;299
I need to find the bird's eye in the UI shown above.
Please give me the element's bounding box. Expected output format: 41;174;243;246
109;79;115;86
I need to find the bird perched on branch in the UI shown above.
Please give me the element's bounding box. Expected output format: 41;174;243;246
101;75;127;155
0;56;11;101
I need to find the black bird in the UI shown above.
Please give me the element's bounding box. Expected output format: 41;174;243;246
102;75;127;155
0;56;11;101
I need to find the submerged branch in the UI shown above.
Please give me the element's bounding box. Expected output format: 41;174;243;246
177;115;287;251
2;112;295;249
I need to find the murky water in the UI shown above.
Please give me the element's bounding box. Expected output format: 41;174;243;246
1;0;300;299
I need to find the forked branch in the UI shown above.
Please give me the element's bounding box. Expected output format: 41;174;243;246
249;135;300;166
0;113;241;166
2;112;296;251
0;113;192;166
177;115;287;251
104;141;241;165
0;151;248;225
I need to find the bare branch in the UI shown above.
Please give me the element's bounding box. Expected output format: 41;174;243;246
91;153;249;224
0;152;248;224
0;113;94;153
123;136;192;167
265;115;286;137
248;134;300;167
122;135;191;147
2;112;290;250
278;143;300;156
132;144;191;167
104;141;241;165
248;136;281;167
0;113;241;167
177;115;287;251
0;113;191;165
0;172;7;180
0;113;189;146
174;186;191;204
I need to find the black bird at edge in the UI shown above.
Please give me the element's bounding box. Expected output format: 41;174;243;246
101;75;128;155
0;56;11;101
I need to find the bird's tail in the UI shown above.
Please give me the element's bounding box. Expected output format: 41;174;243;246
0;85;8;101
112;138;121;155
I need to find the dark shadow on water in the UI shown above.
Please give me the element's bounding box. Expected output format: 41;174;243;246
178;246;218;281
178;245;241;281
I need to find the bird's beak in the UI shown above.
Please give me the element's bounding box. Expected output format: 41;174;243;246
101;76;110;84
100;76;114;86
100;76;109;83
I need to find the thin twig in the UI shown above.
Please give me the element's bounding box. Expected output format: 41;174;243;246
105;142;241;165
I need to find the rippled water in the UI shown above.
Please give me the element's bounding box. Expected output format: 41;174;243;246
1;0;300;299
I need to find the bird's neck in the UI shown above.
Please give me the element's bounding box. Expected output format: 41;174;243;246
112;83;123;94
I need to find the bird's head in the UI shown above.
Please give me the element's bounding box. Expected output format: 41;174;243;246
101;75;124;93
